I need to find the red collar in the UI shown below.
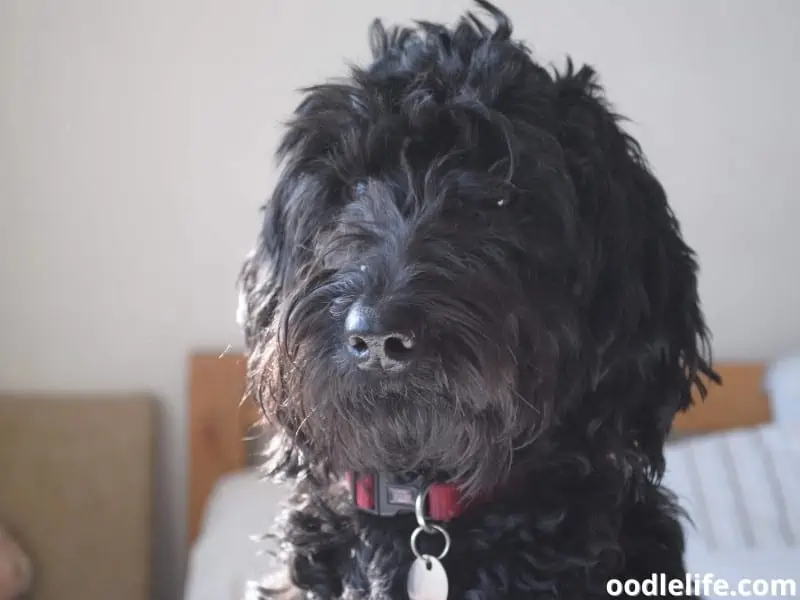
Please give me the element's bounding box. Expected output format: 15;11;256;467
346;471;484;521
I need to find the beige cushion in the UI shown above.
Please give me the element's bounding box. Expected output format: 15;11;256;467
0;394;154;600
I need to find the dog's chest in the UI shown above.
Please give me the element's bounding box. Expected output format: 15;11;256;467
330;519;606;600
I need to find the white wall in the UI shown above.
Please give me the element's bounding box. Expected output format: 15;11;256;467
1;0;798;597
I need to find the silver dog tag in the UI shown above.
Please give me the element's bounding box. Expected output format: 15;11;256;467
407;555;449;600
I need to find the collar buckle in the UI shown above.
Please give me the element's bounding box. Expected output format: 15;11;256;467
348;471;427;518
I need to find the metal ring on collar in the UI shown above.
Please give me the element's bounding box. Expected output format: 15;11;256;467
414;486;435;532
410;524;451;561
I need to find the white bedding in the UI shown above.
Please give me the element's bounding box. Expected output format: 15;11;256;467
664;423;800;596
183;471;287;600
185;423;799;600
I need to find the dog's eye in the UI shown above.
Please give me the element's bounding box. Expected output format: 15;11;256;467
341;179;368;204
482;197;512;210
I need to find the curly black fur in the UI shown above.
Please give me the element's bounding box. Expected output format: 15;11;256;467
237;2;719;598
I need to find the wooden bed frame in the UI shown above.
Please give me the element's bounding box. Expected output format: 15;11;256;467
187;352;772;547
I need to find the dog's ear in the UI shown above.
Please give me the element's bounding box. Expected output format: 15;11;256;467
237;178;308;471
237;207;287;353
237;173;318;351
552;61;719;465
239;175;338;483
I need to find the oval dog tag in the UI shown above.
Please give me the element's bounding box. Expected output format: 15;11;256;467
407;555;449;600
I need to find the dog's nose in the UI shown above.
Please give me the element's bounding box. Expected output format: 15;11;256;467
344;302;416;371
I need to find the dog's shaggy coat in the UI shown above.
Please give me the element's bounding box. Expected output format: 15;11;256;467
237;2;718;598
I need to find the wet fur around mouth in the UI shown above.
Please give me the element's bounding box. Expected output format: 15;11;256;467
237;2;718;598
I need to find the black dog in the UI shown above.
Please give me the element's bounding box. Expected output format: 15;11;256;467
238;2;718;598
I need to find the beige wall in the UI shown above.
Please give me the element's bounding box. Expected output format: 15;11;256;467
1;0;798;597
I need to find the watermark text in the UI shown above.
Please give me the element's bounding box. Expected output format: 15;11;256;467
607;573;797;597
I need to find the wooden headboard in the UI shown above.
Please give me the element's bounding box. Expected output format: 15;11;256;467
187;353;772;546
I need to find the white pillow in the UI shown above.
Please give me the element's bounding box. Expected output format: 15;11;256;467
664;422;800;595
184;470;289;600
765;353;800;423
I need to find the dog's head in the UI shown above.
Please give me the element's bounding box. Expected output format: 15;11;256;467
239;1;715;495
